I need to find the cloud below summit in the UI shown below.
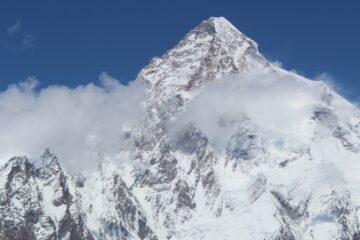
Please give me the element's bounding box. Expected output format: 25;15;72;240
0;73;146;172
0;70;347;173
169;72;329;153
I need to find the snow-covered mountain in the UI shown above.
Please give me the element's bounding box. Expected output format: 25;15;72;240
2;17;360;240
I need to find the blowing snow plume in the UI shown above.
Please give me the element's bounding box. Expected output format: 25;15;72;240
0;73;146;173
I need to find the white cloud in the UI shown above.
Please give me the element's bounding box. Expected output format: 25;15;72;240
0;74;146;173
6;20;22;36
168;72;326;153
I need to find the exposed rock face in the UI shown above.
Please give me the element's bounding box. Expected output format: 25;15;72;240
0;153;94;240
0;151;157;240
2;17;360;240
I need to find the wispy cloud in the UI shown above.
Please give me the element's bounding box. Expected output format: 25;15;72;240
20;33;36;50
6;20;22;36
1;20;36;51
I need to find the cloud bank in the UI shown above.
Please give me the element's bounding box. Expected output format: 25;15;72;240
0;70;343;173
169;72;327;153
0;73;146;173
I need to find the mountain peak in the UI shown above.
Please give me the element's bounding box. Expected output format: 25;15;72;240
195;16;240;36
207;16;230;24
137;17;273;115
138;17;272;86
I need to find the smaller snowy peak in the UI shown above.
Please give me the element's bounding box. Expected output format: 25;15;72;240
40;148;59;166
0;152;95;240
35;148;64;179
2;155;31;170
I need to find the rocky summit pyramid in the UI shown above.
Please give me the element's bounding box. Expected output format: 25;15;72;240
2;17;360;240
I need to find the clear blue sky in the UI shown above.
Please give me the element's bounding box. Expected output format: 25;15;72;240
0;0;359;99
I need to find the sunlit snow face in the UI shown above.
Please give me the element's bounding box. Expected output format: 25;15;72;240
169;72;327;153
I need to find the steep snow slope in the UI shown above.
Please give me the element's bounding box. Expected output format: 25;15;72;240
1;17;360;240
